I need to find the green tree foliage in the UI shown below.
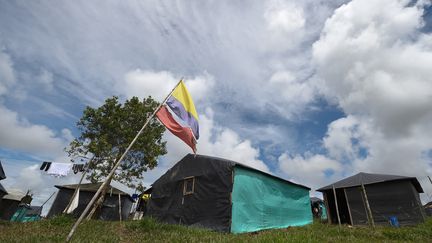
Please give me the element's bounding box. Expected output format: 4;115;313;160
66;96;167;192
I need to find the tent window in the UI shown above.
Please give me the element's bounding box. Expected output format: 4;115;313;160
183;177;195;195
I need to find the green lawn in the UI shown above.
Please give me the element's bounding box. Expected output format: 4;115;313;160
0;216;431;242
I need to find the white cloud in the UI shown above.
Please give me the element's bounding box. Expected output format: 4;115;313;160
264;0;306;51
278;153;342;190
0;49;15;95
120;69;214;103
295;0;432;198
0;105;70;157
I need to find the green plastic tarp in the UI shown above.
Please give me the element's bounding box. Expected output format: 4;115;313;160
231;166;312;233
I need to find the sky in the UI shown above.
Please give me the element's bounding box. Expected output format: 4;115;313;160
1;0;432;215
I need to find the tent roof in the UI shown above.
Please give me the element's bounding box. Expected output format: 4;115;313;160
55;182;129;196
0;183;7;194
180;154;311;190
0;160;6;180
2;193;27;201
317;172;423;193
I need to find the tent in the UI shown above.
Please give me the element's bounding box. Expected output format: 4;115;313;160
147;154;312;233
310;197;327;221
47;182;133;221
317;172;425;226
0;193;32;220
0;160;6;200
10;205;42;222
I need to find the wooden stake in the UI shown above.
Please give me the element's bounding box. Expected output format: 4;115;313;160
66;79;183;242
118;194;122;222
344;188;353;226
332;185;341;226
361;183;375;228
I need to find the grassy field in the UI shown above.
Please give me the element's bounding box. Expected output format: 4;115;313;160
0;216;431;243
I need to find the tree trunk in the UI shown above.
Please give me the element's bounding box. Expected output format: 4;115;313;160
85;176;113;221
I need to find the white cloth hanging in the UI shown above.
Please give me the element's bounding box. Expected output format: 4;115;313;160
64;188;80;214
47;163;72;177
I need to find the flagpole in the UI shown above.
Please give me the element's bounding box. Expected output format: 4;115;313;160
66;79;183;242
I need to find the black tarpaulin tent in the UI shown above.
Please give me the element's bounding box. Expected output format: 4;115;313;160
0;160;6;180
317;172;425;226
147;154;312;233
47;182;133;221
0;193;32;220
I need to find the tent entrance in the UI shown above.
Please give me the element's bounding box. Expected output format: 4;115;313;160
325;188;352;225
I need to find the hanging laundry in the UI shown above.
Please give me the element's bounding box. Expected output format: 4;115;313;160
40;161;52;171
72;164;85;174
47;163;72;177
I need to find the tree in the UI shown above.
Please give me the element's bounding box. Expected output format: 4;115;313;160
66;96;167;218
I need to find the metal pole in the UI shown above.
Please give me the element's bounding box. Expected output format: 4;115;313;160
361;183;375;228
332;185;341;226
66;79;183;242
64;157;94;214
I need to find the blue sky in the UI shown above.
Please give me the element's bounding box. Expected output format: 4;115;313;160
1;0;432;211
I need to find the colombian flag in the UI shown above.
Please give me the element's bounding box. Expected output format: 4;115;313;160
166;81;199;140
156;80;198;153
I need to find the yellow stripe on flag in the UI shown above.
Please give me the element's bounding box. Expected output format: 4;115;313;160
171;80;199;121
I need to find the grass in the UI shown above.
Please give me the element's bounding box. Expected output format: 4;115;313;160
0;216;431;242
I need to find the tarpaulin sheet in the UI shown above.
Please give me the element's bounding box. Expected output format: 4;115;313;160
231;166;312;233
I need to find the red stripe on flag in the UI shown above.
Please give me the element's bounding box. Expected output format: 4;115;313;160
156;106;196;153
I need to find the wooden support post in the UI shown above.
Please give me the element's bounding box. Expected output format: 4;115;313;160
118;194;122;222
332;185;341;226
344;188;353;226
361;183;375;228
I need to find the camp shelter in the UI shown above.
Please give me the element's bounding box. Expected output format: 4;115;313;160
47;182;133;221
10;205;42;222
0;192;32;220
310;197;327;221
0;160;6;199
317;172;425;226
0;183;7;200
147;154;312;233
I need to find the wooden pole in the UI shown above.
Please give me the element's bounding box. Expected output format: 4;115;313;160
66;79;183;242
118;194;122;222
361;183;375;228
332;185;341;226
64;157;94;214
428;175;432;185
41;192;56;207
344;188;353;226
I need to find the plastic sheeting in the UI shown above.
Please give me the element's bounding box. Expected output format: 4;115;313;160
231;166;312;233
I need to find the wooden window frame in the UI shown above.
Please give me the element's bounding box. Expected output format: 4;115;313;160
183;176;195;195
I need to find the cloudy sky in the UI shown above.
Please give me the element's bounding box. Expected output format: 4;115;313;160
1;0;432;214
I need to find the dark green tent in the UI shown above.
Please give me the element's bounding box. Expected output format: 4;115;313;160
147;154;312;233
318;172;425;226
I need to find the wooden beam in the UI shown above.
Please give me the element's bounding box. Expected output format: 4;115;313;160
344;188;354;226
361;183;375;228
332;185;341;226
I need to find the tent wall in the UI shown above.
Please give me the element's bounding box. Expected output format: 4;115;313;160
231;166;312;233
331;180;425;226
47;189;132;220
0;199;20;220
147;155;233;232
345;187;368;225
361;181;424;225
